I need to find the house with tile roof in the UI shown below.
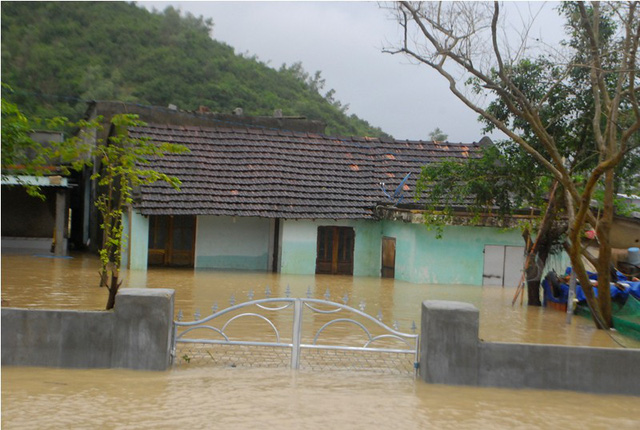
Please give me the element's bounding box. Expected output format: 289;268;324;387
116;120;529;286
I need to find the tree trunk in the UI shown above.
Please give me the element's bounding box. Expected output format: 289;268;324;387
526;278;542;306
524;184;559;306
105;272;120;310
595;169;614;327
567;221;609;329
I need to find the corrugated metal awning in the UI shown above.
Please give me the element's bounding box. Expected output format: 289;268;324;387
1;175;70;187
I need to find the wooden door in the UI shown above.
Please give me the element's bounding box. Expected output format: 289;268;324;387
148;215;196;267
381;237;396;278
316;226;354;275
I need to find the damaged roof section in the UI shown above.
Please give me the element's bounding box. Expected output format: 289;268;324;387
129;124;486;219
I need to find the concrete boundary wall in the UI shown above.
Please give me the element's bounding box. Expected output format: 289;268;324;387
420;300;640;396
4;293;639;395
1;288;174;371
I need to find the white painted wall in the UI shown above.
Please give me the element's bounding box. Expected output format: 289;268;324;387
195;216;271;270
279;220;318;275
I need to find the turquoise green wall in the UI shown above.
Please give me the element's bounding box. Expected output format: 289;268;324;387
280;219;381;276
195;216;270;270
279;219;524;284
382;221;523;285
124;209;149;270
122;211;130;268
352;220;382;277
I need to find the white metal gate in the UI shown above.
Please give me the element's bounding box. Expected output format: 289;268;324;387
172;292;419;376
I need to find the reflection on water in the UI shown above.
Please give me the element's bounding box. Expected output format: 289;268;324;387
2;368;638;429
2;253;639;428
3;366;639;429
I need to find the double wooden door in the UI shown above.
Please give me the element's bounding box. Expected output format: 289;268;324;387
148;215;196;267
316;226;355;275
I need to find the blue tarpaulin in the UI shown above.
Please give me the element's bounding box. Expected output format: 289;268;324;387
543;268;640;306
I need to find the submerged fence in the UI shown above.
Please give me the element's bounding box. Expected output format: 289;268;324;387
3;286;638;395
172;293;420;376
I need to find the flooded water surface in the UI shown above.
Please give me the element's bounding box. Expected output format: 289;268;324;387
2;253;639;428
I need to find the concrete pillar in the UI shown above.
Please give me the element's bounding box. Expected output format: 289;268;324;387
113;288;175;371
54;189;68;256
82;172;91;246
420;300;479;386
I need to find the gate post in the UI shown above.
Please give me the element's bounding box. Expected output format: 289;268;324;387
113;288;175;371
420;300;479;386
291;299;303;369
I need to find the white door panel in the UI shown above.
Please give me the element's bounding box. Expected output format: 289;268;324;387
483;245;504;286
504;246;525;287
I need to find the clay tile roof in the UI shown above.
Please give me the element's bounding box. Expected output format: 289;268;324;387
129;124;484;219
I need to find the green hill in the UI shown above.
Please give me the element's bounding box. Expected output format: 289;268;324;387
1;1;389;137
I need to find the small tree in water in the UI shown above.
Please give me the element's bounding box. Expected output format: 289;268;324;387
94;114;188;309
2;93;186;310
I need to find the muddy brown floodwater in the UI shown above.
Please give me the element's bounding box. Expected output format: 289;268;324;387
2;253;639;429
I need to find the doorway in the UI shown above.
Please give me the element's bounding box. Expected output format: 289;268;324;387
148;215;196;267
381;237;396;278
482;245;525;286
315;226;355;275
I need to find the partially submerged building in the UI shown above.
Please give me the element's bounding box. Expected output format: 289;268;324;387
2;101;534;285
116;119;528;286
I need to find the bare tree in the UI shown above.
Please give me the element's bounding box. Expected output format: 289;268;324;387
385;1;640;329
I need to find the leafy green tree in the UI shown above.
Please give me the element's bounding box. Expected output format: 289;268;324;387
415;142;566;306
389;1;639;328
1;88;44;183
94;114;188;309
428;128;448;141
1;83;94;199
471;6;640;306
2;91;188;310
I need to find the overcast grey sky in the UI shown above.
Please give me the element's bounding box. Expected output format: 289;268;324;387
140;1;565;143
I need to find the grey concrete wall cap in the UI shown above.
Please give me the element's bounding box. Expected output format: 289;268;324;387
422;300;478;312
2;307;110;314
118;288;174;298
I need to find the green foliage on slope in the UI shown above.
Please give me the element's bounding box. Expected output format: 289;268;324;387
1;1;388;137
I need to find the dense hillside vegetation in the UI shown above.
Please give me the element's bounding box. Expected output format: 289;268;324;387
1;1;388;137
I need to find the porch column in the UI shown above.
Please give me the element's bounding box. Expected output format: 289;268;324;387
54;189;68;256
